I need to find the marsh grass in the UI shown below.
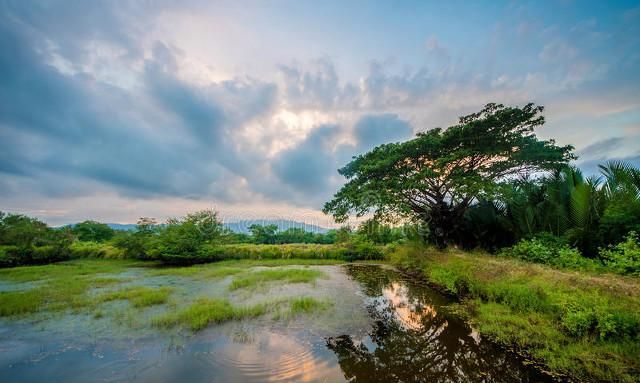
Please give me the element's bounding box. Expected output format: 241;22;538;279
153;296;330;331
228;268;326;290
0;274;124;316
389;244;640;383
0;259;139;316
153;298;267;331
272;297;332;320
99;286;172;307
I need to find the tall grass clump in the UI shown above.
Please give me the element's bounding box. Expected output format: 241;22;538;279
153;298;266;331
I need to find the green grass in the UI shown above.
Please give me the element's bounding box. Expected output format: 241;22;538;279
0;289;45;316
153;298;267;331
153;296;330;331
287;296;331;316
388;244;640;383
228;268;326;290
99;286;172;307
0;259;138;316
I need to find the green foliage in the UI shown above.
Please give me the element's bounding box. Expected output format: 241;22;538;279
72;220;115;242
249;224;278;244
500;235;597;270
324;103;573;247
600;232;640;275
246;224;338;244
0;212;72;267
114;210;223;261
356;219;406;244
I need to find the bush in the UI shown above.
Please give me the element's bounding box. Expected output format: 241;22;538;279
500;234;597;270
69;241;124;259
600;232;640;275
0;212;73;267
0;245;20;267
0;244;70;267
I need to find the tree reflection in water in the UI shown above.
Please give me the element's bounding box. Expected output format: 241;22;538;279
327;265;556;383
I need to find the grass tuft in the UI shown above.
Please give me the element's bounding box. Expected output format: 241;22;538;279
99;286;172;307
228;268;326;290
153;298;266;331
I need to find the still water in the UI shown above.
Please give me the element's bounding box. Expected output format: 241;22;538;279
0;264;557;382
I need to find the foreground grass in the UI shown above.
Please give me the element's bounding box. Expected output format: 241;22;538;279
228;268;326;290
389;245;640;383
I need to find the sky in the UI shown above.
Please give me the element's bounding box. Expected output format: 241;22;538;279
1;0;639;226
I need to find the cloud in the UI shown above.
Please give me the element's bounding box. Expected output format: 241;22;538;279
353;114;413;152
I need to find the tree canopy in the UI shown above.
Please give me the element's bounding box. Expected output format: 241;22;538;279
323;103;574;247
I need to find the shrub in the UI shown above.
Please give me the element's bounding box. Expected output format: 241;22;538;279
500;234;597;270
70;241;107;258
600;232;640;275
0;245;20;267
0;212;72;267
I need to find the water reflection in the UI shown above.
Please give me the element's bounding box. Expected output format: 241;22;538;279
327;265;556;383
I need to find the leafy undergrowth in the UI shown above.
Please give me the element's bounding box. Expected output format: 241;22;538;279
388;244;640;383
228;268;327;290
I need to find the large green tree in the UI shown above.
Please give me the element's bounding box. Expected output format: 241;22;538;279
323;103;574;247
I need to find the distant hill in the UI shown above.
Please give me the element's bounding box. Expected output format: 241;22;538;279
87;220;329;234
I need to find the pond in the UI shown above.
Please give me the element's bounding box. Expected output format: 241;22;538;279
0;263;557;382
